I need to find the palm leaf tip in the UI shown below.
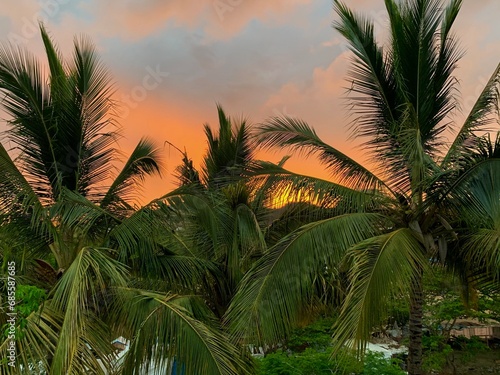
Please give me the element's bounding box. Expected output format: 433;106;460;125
101;137;162;210
257;116;393;194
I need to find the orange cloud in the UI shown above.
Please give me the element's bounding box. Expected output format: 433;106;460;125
1;0;499;206
84;0;312;41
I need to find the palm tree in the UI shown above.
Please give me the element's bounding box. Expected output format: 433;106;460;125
0;27;251;374
173;105;345;322
225;1;500;374
170;105;267;318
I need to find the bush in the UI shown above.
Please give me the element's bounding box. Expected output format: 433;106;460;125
452;336;490;362
256;317;406;375
256;348;363;375
257;348;408;375
286;317;336;352
421;335;452;373
363;352;406;375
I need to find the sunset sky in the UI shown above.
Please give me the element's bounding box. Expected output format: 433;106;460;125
1;0;499;204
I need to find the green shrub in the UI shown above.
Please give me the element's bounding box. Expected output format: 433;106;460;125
421;335;452;373
256;317;406;375
257;348;408;374
286;317;336;352
363;352;406;375
15;284;47;317
452;336;490;362
256;347;363;375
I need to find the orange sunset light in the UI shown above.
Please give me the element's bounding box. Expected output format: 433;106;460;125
1;0;499;205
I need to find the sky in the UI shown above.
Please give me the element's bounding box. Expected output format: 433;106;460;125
0;0;499;204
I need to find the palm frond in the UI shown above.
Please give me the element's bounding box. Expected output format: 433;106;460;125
0;144;57;253
443;63;500;167
51;188;117;240
224;213;388;345
331;228;428;355
153;255;221;292
448;158;500;277
386;0;459;142
333;0;465;195
0;143;44;217
0;26;121;202
246;160;392;213
0;305;62;375
441;158;500;213
257;117;394;196
174;150;201;187
113;289;253;375
101;138;162;214
235;203;267;269
0;38;59;201
461;230;500;280
64;32;118;201
333;0;405;173
49;247;128;374
333;0;399;129
106;187;217;275
202;104;254;187
108;205;164;274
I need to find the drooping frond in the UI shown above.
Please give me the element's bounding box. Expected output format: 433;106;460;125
234;202;267;267
106;186;219;275
331;228;428;355
245;160;393;214
51;188;119;245
108;205;165;274
446;158;500;278
224;213;388;345
153;255;222;291
53;186;221;294
440;158;500;213
0;305;62;375
49;247;128;374
113;289;254;375
216;195;267;290
0;143;44;219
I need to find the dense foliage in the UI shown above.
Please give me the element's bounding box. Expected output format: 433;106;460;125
0;0;499;374
254;319;405;375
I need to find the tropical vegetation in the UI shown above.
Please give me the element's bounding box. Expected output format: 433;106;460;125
0;26;252;374
0;0;499;374
225;1;500;375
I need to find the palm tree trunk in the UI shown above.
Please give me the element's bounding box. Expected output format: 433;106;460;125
408;269;424;375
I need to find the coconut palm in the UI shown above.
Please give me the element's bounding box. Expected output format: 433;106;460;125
0;27;251;374
225;1;500;374
173;106;347;321
169;106;267;318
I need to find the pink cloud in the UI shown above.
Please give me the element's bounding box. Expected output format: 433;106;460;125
85;0;312;41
